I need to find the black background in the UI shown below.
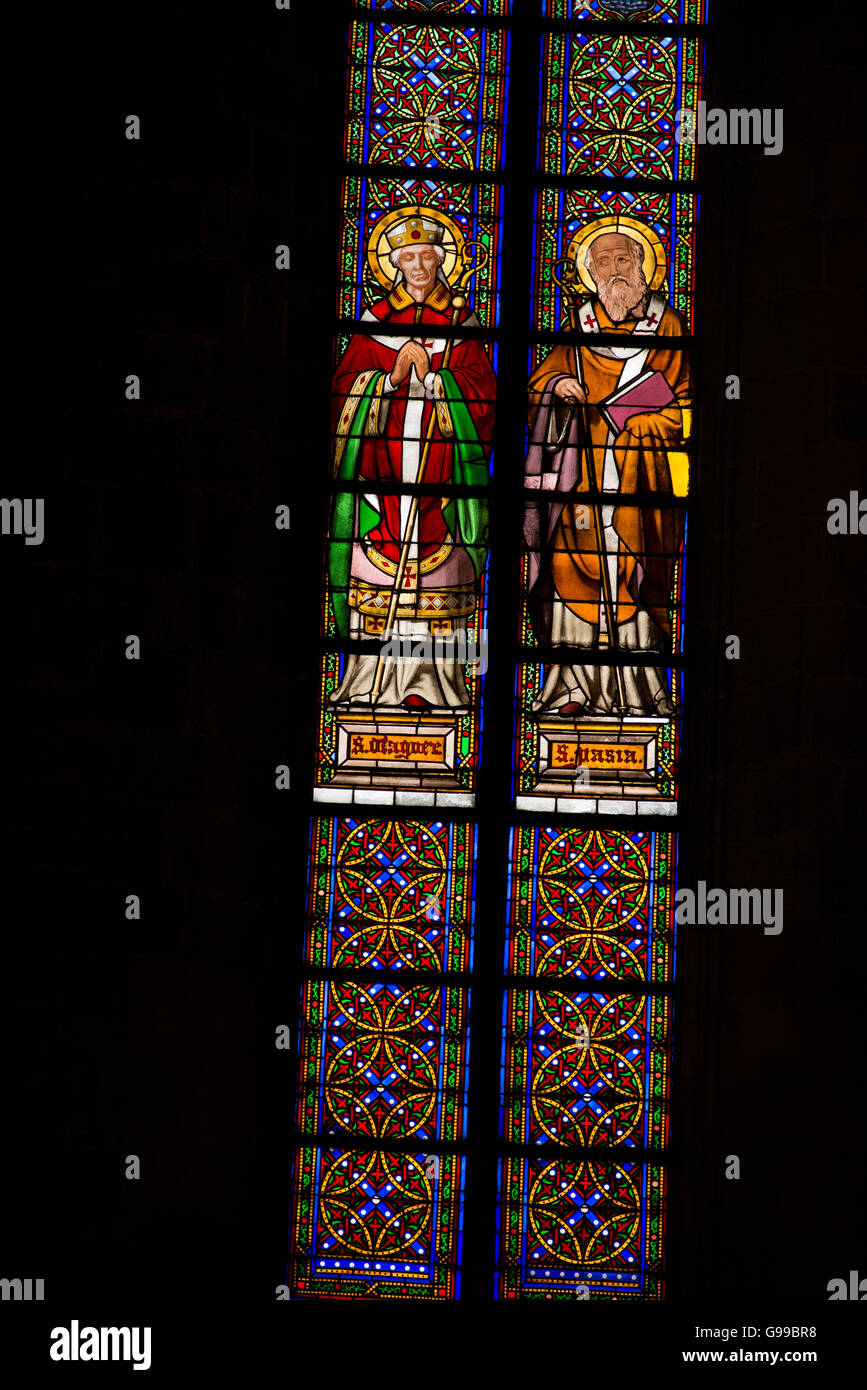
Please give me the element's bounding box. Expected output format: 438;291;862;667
5;0;865;1375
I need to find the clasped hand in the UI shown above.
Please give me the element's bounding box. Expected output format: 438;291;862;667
391;341;431;386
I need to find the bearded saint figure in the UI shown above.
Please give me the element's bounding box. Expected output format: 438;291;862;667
327;211;495;712
524;227;690;719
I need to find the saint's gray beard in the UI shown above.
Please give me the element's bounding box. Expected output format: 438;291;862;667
596;272;648;323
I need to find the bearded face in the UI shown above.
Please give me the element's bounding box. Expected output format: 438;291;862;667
587;235;649;322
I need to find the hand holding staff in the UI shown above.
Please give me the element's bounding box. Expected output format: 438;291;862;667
370;242;487;707
554;255;627;712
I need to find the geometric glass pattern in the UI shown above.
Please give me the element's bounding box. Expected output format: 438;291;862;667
538;31;704;182
346;21;510;174
543;0;706;21
505;825;677;985
297;977;470;1144
371;0;512;13
289;818;475;1299
292;1145;467;1300
497;1155;666;1299
305;817;476;973
496;826;675;1297
501;987;673;1148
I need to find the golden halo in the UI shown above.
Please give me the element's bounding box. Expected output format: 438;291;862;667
367;204;467;290
566;215;667;295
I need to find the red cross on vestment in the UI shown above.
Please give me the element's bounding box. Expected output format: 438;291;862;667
645;311;658;326
583;312;598;330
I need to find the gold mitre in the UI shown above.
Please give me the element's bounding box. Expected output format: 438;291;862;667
385;215;445;250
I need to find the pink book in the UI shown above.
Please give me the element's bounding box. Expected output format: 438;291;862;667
598;369;676;435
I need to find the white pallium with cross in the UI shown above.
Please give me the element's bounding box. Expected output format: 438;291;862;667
574;289;668;638
398;336;439;572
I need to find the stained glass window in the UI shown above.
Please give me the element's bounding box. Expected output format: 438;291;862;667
287;0;706;1301
542;0;706;20
498;0;706;1300
497;826;675;1297
537;30;704;182
315;6;508;810
516;0;703;813
369;0;512;13
290;817;476;1299
287;0;508;1301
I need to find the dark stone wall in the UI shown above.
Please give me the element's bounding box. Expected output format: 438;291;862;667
674;0;867;1298
8;4;345;1321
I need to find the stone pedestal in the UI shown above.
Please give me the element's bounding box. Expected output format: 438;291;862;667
329;707;460;789
516;714;675;816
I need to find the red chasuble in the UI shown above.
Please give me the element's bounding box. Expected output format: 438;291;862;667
330;279;496;566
